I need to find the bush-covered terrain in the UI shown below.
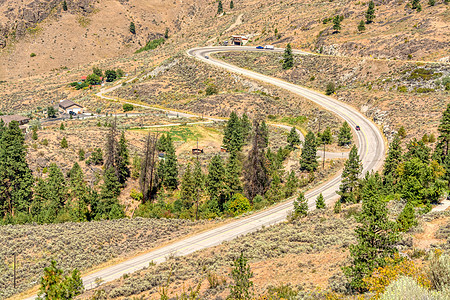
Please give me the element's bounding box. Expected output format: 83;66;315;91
0;217;210;298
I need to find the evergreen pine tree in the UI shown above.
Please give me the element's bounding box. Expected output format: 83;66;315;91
244;121;270;201
333;15;341;32
282;43;294;70
287;127;301;148
117;131;130;184
338;145;362;203
129;22;136;34
300;131;318;172
316;193;326;209
224;152;243;199
104;118;119;176
404;138;430;163
96;167;124;220
397;201;417;232
193;159;205;219
265;170;283;203
321;127;333;144
67;163;89;222
47;163;68;219
398;126;407;139
259;120;269;148
62;0;68;11
293;192;308;217
0;121;34;218
383;135;402;189
334;199;342;213
37;260;84;300
32;128;38;140
344;174;399;291
60;123;65;130
338;121;352;146
206;155;226;211
358;20;366;32
284;170;298;198
240;113;252;141
61;137;68;148
230;252;253;300
428;0;435;6
411;0;421;9
437;103;450;159
365;1;375;23
223;112;244;153
160;134;178;190
230;0;234;9
217;0;223;14
180;164;195;209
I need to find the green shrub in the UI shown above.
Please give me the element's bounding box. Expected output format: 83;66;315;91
397;86;408;93
30;53;36;57
225;193;251;216
428;253;450;291
325;82;335;95
135;38;165;53
205;84;218;95
408;68;441;81
123;103;134;112
130;189;143;202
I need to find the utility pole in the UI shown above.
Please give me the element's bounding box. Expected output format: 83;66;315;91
13;253;16;289
323;141;326;169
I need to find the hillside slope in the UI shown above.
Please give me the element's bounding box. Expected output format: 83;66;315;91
1;0;449;80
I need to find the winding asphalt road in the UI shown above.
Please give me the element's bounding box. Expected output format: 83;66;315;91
23;46;385;299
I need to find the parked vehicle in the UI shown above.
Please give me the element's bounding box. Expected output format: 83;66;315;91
205;55;209;59
256;46;264;49
355;125;361;131
264;45;274;50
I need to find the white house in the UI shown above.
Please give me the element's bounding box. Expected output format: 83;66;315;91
58;100;84;114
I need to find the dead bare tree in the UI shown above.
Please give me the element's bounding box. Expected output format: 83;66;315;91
243;120;270;201
140;132;160;203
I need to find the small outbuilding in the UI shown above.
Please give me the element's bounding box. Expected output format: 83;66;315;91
0;115;30;132
231;35;249;46
58;100;84;115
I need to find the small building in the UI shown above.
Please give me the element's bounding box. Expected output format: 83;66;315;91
0;115;30;132
231;35;249;46
220;146;229;153
58;100;84;115
81;76;87;81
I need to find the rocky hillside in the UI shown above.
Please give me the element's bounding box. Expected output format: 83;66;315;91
1;0;449;80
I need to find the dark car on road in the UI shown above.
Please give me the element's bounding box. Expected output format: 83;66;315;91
256;46;264;49
355;125;361;131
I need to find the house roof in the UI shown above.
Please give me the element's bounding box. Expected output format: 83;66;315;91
0;115;30;125
81;76;87;80
59;100;83;109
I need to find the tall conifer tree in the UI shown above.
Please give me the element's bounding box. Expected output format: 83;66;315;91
0;121;34;218
300;131;318;171
338;145;362;203
344;174;399;291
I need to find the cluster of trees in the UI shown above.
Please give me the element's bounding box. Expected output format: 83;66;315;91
358;1;376;32
335;105;450;292
70;67;124;90
136;112;316;219
0;119;129;224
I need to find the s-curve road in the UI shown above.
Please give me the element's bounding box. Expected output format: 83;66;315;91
24;46;384;299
